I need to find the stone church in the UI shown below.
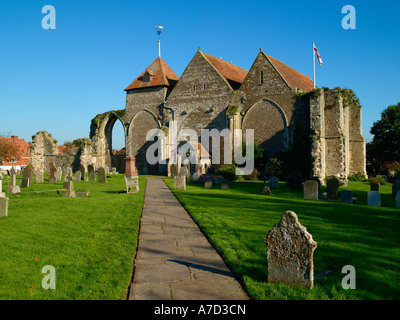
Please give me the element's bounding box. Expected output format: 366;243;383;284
31;47;367;184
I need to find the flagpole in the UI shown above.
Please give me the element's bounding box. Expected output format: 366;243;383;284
313;42;316;89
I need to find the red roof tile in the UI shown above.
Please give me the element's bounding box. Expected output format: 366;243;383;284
201;52;248;85
0;136;30;166
263;53;314;91
125;57;179;91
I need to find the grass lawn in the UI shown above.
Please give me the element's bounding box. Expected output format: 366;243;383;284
165;178;400;300
0;174;146;300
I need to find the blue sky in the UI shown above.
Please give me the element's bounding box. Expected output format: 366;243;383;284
0;0;399;150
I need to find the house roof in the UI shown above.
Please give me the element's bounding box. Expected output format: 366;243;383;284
201;52;248;85
263;52;314;91
124;57;180;91
0;136;31;166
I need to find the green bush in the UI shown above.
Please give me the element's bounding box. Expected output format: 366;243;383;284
348;173;367;182
215;164;237;181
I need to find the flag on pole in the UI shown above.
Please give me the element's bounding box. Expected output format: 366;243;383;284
313;43;323;66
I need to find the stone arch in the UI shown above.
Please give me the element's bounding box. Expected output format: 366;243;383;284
127;110;161;174
242;98;288;159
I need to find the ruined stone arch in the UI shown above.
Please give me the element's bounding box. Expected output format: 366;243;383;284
242;98;289;159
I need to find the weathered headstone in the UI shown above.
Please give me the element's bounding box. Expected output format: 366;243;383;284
204;181;212;189
79;165;86;180
74;171;82;182
6;167;20;194
264;211;317;289
287;173;302;191
63;180;75;198
0;175;5;198
367;191;381;207
56;166;63;182
36;170;44;183
193;172;200;181
303;180;318;201
392;179;400;196
21;177;30;188
48;162;57;184
326;177;340;200
341;190;353;204
221;181;228;189
23;165;33;182
64;167;72;181
88;165;96;181
179;167;188;177
170;164;178;178
395;190;400;209
98;167;107;183
269;176;279;189
110;167;117;175
105;166;110;175
261;186;271;195
174;176;186;191
370;183;379;192
0;197;9;218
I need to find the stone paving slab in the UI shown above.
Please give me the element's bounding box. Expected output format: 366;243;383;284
129;177;249;300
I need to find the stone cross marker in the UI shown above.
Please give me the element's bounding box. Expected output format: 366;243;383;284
392;179;400;196
367;191;381;207
174;176;186;191
341;190;353;204
303;180;318;201
6;167;20;194
326;177;339;200
88;165;95;181
396;190;400;209
49;162;57;184
74;171;82;182
264;211;317;289
98;167;107;183
269;176;279;189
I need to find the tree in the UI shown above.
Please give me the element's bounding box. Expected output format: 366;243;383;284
0;133;20;164
367;102;400;171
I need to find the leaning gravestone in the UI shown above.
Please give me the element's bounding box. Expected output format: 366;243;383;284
48;162;57;184
264;211;317;289
396;191;400;209
367;191;381;207
392;179;400;196
303;180;318;201
88;165;96;181
0;197;9;218
269;176;279;189
326;177;339;200
6;167;20;194
170;164;178;178
74;171;82;182
174;176;186;191
341;190;353;204
98;167;107;183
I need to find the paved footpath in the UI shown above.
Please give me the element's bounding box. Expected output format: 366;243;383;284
128;177;249;300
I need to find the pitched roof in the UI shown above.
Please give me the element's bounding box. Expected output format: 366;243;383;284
125;57;179;91
201;52;248;85
0;136;31;166
262;52;314;91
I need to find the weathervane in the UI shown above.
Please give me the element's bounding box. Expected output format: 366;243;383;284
156;25;163;58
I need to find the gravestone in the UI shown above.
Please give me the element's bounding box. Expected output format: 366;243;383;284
396;191;400;209
23;165;33;182
110;167;117;175
88;165;96;181
341;190;353;204
174;176;186;191
56;166;63;182
269;176;279;189
287;173;302;191
74;171;82;182
170;164;178;178
21;177;30;188
264;211;317;289
221;181;228;189
0;175;5;198
64;167;72;181
370;183;379;192
79;165;86;180
261;186;271;195
303;180;318;201
105;166;110;175
179;167;187;177
63;180;75;198
6;167;20;193
0;197;9;218
193;172;200;182
48;162;57;184
98;167;107;183
367;191;381;207
326;177;340;200
36;170;44;183
392;179;400;196
204;181;212;189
